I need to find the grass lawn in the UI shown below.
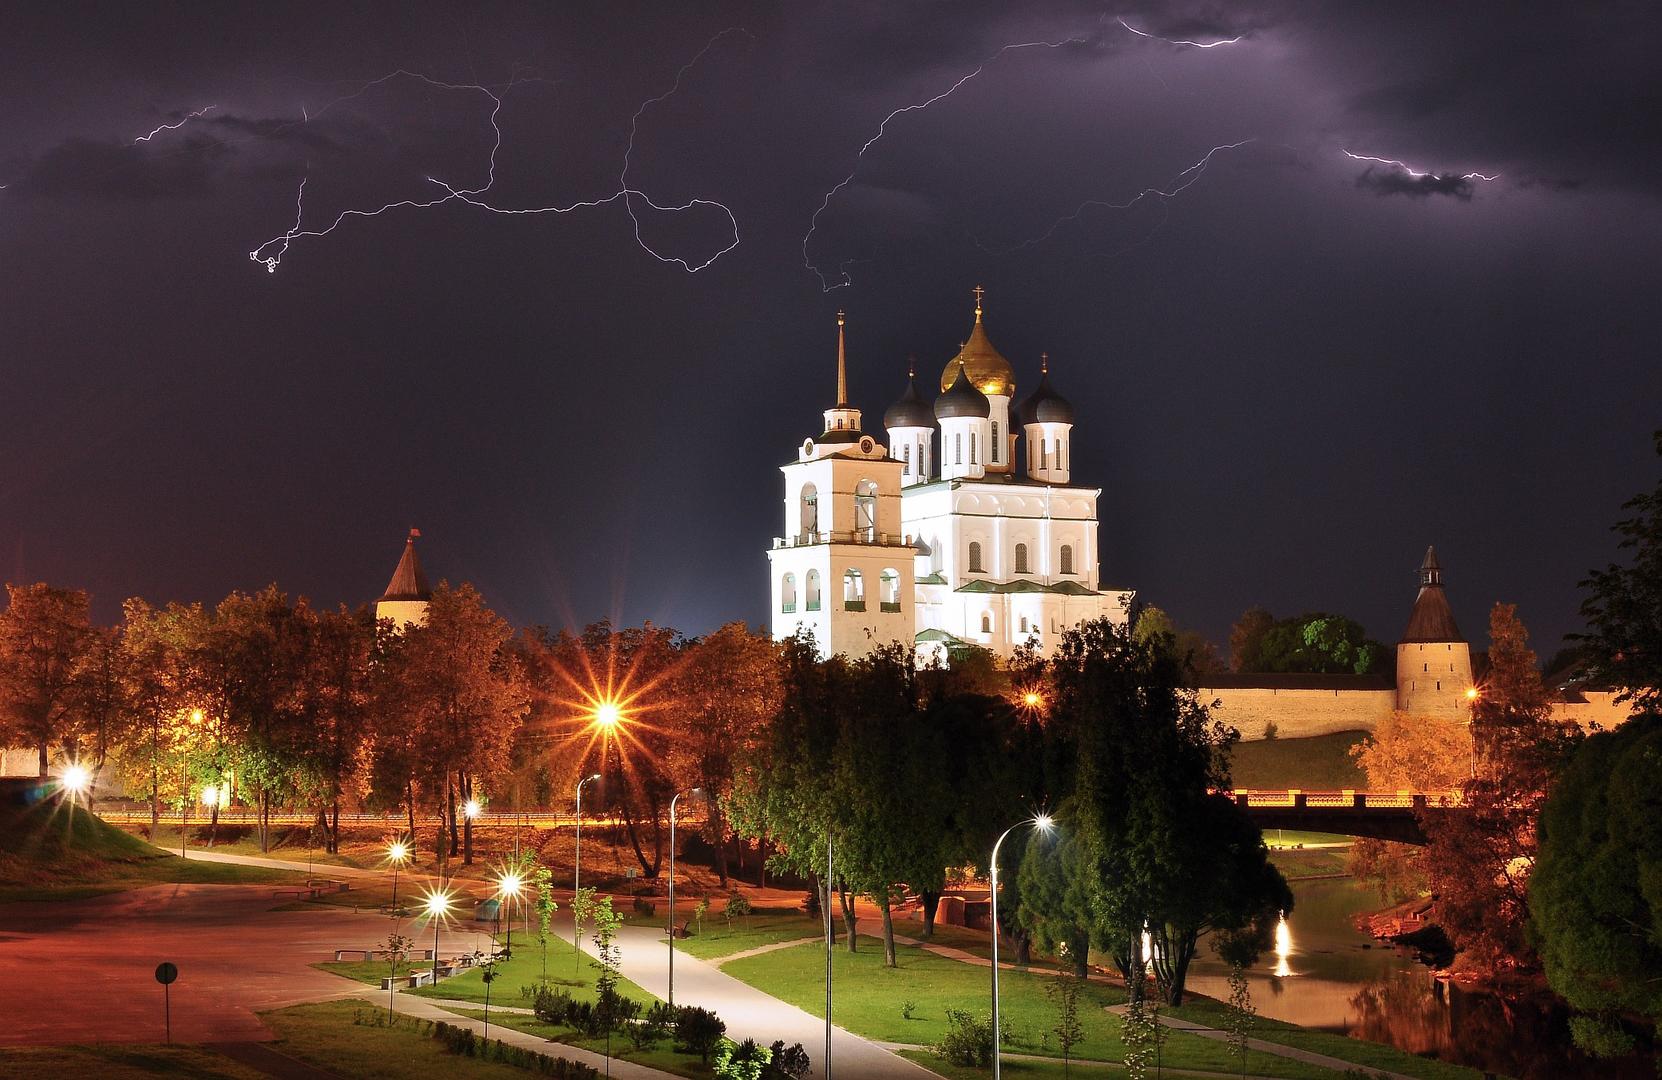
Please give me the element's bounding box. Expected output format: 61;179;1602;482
720;937;1341;1080
0;801;306;903
1231;731;1368;790
671;908;825;959
262;998;594;1079
448;1008;716;1078
0;1044;265;1079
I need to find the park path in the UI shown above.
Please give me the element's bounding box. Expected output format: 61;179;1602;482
560;920;937;1080
1104;1004;1423;1080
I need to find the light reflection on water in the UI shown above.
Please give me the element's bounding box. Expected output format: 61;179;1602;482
1185;877;1647;1078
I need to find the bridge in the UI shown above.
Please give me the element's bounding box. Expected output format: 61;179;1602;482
1229;790;1464;845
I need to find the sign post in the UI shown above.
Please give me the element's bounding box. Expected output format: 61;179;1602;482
155;962;178;1043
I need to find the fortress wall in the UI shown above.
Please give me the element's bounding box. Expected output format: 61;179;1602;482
1205;687;1397;741
1552;691;1642;732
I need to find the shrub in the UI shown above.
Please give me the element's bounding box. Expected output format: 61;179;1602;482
527;984;574;1026
724;893;752;928
763;1040;811;1079
713;1037;771;1080
936;1008;994;1068
901;998;916;1020
632;896;657;918
675;1005;728;1063
425;1019;599;1078
803;889;820;919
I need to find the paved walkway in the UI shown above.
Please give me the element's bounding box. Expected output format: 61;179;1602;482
709;935;822;966
562;920;937;1080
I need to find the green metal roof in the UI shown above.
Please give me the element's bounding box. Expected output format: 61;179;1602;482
954;578;1101;596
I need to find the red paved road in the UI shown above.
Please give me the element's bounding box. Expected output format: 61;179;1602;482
0;884;494;1045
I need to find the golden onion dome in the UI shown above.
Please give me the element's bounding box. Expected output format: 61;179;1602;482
940;287;1015;398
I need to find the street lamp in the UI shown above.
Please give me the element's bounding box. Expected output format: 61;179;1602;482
498;870;524;959
593;700;622;731
574;772;601;964
1022;691;1042;709
989;813;1054;1080
60;763;91;803
387;839;411;913
425;891;452;986
667;787;703;1007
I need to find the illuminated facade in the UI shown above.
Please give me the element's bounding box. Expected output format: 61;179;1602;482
767;291;1133;662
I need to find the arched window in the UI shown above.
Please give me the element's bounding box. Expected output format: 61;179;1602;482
902;444;912;476
970;432;978;464
991;421;999;463
843;569;864;611
1042;438;1050;470
880;569;901;612
1058;439;1064;471
805;570;822;611
799;483;818;536
781;573;797;613
955;433;963;465
980;612;992;634
1014;543;1029;575
1059;544;1075;575
968;541;984;573
1019;616;1028;632
855;479;878;536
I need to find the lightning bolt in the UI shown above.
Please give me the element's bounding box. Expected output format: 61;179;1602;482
1342;150;1498;182
1117;19;1244;49
133;105;217;144
976;139;1254;254
802;32;1096;291
250;32;747;275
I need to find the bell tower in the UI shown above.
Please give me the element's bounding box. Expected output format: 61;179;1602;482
377;528;432;628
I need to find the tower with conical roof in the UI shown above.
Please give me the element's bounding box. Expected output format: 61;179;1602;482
1395;545;1474;718
766;311;914;658
377;528;432;628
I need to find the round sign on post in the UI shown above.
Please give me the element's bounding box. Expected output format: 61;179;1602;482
155;962;177;1044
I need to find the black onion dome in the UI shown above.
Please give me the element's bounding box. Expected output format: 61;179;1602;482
1017;369;1075;426
935;361;991;420
884;370;935;429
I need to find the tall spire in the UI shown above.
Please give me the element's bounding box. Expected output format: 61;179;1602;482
836;309;848;406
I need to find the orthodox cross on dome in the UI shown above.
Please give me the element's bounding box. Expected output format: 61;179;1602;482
1041;351;1049;374
973;284;985;319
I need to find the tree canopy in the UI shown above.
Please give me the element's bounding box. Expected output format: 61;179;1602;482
1232;610;1389;676
1578;429;1662;710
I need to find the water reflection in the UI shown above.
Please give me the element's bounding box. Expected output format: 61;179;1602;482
1272;910;1292;978
1186;878;1654;1078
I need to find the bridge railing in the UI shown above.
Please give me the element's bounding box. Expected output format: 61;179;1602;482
1223;789;1465;810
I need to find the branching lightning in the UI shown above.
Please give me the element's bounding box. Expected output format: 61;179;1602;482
1342;149;1498;182
976;139;1254;254
249;31;747;275
802;32;1095;291
1117;19;1243;49
133;105;217;144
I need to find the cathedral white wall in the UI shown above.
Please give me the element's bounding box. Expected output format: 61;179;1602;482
887;426;934;485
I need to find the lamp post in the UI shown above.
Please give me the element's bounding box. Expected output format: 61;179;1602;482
574;772;601;961
60;763;91;804
426;892;450;985
825;834;834;1080
387;840;411;914
989;814;1054;1080
498;871;524;959
667;787;703;1006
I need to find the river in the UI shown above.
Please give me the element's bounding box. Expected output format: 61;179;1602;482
1183;876;1650;1079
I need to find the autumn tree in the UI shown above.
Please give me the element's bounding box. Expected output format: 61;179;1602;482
1576;429;1662;709
667;623;782;885
1420;603;1579;972
0;583;97;776
397;583;529;864
1134;605;1224;678
1228;607;1275;673
1343;712;1467;901
301;605;378;853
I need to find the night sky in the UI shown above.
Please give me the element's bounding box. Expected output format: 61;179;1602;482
4;2;1659;657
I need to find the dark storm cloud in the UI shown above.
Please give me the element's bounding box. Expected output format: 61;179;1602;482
1352;165;1473;200
8;136;226;199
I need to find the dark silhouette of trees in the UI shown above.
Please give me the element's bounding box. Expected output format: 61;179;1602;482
1228;607;1275;673
1531;712;1662;1061
1577;429;1662;709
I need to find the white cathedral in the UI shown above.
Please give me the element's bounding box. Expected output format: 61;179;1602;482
767;289;1133;662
